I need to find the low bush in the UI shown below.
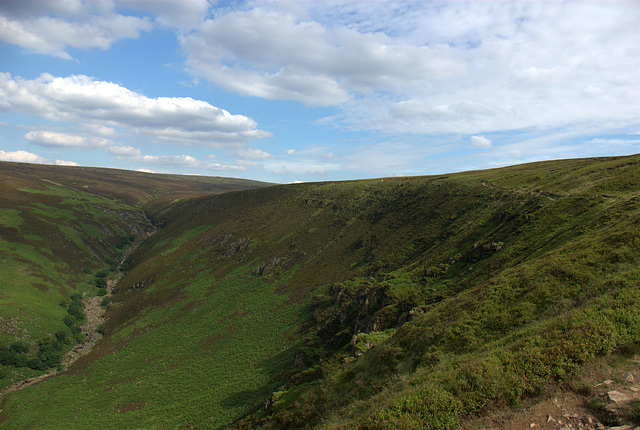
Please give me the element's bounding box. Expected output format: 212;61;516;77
9;341;30;354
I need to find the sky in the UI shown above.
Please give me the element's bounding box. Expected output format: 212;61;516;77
0;1;638;183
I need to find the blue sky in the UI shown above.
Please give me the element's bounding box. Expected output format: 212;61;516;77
1;1;638;183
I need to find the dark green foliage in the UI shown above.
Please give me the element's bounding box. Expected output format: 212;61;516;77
364;385;463;430
94;277;107;288
27;358;47;371
63;315;76;327
36;338;65;368
96;288;107;296
100;296;111;307
119;259;131;272
67;292;85;321
0;347;19;366
69;325;85;343
67;301;85;320
95;270;108;278
9;341;30;354
54;331;70;345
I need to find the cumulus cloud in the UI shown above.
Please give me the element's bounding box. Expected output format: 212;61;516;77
119;0;210;29
0;73;271;147
0;149;47;163
109;145;246;172
180;7;464;106
108;145;141;157
235;147;272;159
470;136;492;149
0;1;151;59
55;159;80;166
181;2;639;137
25;130;111;149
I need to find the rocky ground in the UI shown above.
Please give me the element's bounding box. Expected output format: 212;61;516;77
466;352;640;430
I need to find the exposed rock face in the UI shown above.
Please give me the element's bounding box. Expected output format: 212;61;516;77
255;257;282;276
607;390;631;404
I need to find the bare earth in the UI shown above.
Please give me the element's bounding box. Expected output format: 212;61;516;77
466;354;640;430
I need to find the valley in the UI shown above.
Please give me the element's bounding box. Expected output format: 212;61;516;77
0;155;638;429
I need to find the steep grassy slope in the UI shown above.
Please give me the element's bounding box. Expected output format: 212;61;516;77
0;155;638;429
0;162;270;389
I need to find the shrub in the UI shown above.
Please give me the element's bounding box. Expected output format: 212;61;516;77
37;338;65;368
0;348;18;366
63;315;76;327
366;385;463;430
27;358;47;371
67;302;85;320
100;296;111;307
97;288;107;296
95;277;107;288
120;260;131;272
95;270;108;278
9;341;30;354
55;331;70;345
14;355;28;368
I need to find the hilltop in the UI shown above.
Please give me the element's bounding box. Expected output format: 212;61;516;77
0;155;638;429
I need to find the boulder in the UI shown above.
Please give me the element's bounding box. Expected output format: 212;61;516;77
607;391;631;404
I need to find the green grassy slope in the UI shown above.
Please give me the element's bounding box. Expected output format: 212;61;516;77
0;155;638;429
0;162;271;389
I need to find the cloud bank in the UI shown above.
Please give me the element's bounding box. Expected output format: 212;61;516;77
0;1;151;59
0;73;271;148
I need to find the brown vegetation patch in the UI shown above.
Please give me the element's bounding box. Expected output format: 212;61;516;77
0;226;20;242
33;282;49;292
202;333;226;351
217;308;249;324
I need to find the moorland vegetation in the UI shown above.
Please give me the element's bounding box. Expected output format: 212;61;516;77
0;155;638;429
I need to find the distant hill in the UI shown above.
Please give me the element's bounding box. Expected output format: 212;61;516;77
0;155;638;429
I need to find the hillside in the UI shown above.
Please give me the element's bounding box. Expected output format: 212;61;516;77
0;161;270;390
0;155;638;429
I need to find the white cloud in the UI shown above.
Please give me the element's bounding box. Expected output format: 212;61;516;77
0;2;152;59
181;2;639;138
0;149;47;163
84;124;115;136
108;145;141;157
0;73;271;148
235;147;272;159
55;159;80;166
109;145;247;172
180;7;464;106
470;136;492;149
119;0;210;29
25;130;111;149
